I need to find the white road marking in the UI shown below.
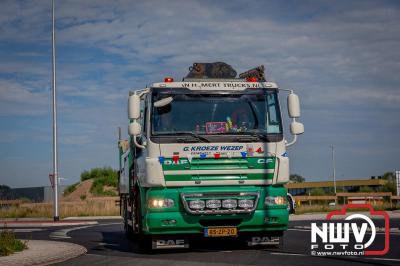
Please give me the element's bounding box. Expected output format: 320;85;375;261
50;225;93;239
97;242;119;247
0;228;44;233
368;257;400;262
288;228;310;232
270;252;306;256
49;222;122;239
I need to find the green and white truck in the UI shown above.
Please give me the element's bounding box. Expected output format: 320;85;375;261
118;63;304;250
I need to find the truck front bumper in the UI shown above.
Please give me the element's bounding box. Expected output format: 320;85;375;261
143;184;288;235
144;208;288;235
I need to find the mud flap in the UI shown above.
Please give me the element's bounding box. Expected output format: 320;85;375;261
151;237;189;249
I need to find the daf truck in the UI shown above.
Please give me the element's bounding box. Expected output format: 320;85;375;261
118;63;304;250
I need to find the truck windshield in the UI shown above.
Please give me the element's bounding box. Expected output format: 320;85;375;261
151;89;282;139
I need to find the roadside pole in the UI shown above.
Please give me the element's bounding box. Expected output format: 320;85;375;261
52;0;59;222
330;145;337;204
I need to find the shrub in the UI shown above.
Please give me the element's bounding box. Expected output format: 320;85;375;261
0;228;27;256
81;167;118;196
359;186;374;193
90;178;118;196
80;170;91;181
80;167;117;183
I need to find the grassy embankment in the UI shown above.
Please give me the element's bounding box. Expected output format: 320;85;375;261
66;167;118;197
0;167;120;218
0;229;27;256
0;198;119;218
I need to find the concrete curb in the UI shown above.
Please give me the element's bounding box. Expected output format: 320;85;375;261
63;216;122;220
0;221;98;228
0;240;87;266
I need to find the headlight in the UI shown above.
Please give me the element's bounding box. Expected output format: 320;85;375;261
222;199;237;209
238;199;254;209
149;198;174;208
265;196;287;206
206;199;221;209
189;200;205;210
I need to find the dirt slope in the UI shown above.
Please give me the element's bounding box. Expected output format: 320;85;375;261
62;179;93;202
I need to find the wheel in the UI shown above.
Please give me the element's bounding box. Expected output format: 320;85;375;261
134;190;151;251
123;197;134;240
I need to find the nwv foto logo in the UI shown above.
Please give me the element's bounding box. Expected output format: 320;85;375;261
310;204;390;256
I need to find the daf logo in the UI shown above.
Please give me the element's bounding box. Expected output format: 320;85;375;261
257;158;273;164
164;159;188;165
156;239;185;246
252;236;270;243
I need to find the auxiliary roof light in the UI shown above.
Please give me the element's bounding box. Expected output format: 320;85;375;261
164;77;174;82
246;77;258;82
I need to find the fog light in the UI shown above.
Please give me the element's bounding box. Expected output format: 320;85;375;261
189;200;205;210
265;196;287;206
222;199;237;209
206;199;221;209
238;199;254;209
274;196;287;205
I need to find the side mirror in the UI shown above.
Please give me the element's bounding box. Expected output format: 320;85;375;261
290;121;304;135
129;121;142;136
128;94;141;119
287;93;300;118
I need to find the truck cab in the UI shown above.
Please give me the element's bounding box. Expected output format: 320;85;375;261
119;64;304;249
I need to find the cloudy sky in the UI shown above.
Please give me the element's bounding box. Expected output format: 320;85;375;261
0;0;399;188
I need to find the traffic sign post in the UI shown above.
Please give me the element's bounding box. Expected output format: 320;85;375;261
49;174;54;189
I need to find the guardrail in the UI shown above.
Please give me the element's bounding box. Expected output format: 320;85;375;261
294;192;400;207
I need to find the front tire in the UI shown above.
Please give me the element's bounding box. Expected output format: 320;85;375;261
134;190;151;251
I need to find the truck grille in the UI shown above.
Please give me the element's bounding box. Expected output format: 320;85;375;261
180;192;259;215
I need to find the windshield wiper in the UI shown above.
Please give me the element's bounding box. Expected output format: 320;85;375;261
156;132;210;143
223;132;268;141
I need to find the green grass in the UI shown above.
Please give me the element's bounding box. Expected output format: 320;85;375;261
89;168;118;196
81;167;117;182
90;177;118;196
0;228;27;256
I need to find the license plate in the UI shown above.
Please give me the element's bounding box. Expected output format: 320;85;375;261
205;227;237;237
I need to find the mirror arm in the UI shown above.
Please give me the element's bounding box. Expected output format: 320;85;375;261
285;117;298;148
133;134;146;149
129;88;149;98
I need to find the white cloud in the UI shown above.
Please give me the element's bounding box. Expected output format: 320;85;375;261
1;0;400;186
0;79;50;116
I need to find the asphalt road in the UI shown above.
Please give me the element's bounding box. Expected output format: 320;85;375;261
10;218;400;266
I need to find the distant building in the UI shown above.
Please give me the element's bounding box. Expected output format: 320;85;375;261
285;179;387;196
1;186;67;202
